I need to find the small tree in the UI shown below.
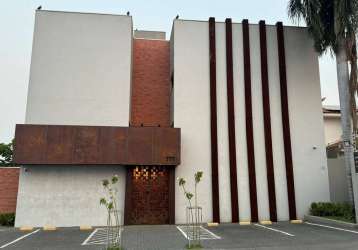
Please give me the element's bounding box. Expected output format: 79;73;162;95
100;175;122;250
178;171;203;249
0;139;15;166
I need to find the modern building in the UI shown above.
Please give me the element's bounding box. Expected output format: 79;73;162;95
14;10;330;227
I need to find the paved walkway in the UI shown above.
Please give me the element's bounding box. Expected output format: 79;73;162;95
1;222;358;249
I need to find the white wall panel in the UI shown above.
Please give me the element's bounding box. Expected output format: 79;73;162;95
232;23;251;221
17;11;133;228
173;20;213;223
266;25;290;221
284;27;330;218
15;165;126;227
215;22;232;223
25;11;132;126
172;20;329;223
249;24;270;221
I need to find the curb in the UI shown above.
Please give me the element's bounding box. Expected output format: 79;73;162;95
304;215;358;229
259;220;272;225
16;226;96;232
80;226;93;231
19;226;34;231
43;226;57;231
290;220;303;224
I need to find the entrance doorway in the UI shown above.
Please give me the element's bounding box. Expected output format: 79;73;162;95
124;166;175;225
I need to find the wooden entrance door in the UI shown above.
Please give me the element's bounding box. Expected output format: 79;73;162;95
125;166;172;225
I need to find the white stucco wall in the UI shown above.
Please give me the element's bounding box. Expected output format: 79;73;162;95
284;26;330;218
215;23;232;222
172;20;213;223
25;10;132;126
16;11;132;227
232;23;251;222
266;25;290;221
249;24;271;221
15;166;126;227
173;19;330;223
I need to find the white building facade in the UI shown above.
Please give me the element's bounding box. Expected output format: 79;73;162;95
14;10;330;227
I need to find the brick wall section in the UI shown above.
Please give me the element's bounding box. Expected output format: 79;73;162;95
131;39;171;127
0;168;19;214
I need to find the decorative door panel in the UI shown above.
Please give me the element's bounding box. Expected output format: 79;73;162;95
129;166;170;224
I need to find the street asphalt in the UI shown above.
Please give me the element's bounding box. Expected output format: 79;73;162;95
1;222;358;249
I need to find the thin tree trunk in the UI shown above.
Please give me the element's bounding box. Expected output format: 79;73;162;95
336;40;358;222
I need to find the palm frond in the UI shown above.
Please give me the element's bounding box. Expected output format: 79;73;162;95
288;0;305;23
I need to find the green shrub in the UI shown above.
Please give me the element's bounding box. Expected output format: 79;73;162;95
0;213;15;226
310;202;355;222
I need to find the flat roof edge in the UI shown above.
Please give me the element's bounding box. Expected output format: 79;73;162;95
36;9;131;18
173;18;307;29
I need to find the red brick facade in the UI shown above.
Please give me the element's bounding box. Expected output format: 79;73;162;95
130;39;171;127
127;38;174;225
0;168;19;214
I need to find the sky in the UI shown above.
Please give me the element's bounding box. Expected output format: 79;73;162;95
0;0;339;143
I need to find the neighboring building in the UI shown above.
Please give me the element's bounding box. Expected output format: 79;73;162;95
323;105;350;203
326;142;350;203
323;105;342;145
14;10;330;227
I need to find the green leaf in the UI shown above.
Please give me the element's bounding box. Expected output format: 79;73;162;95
102;179;109;187
111;175;119;184
108;202;114;210
100;198;107;206
186;192;193;200
178;177;186;186
194;171;203;183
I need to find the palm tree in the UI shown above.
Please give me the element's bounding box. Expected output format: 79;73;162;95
288;0;358;222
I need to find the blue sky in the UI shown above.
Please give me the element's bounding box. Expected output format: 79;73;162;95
0;0;338;142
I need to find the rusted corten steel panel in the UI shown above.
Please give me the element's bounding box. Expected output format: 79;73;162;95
153;127;180;165
15;125;47;163
14;124;181;165
46;125;76;164
127;127;153;165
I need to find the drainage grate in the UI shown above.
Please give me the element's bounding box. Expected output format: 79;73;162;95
81;228;121;246
176;226;221;240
